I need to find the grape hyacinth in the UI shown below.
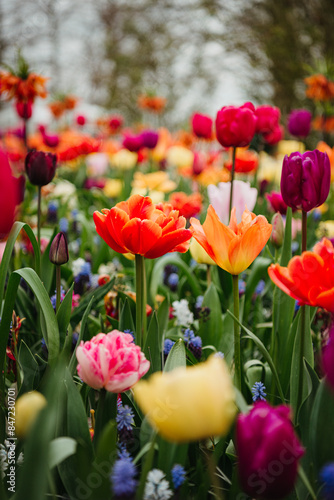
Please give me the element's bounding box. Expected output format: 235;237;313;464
110;449;137;498
251;381;267;402
171;464;186;490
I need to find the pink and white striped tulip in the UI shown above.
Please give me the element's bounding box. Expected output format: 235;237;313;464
207;180;258;225
76;330;150;392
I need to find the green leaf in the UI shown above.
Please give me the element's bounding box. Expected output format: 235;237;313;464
310;379;334;473
57;283;74;350
70;278;114;329
157;295;170;340
144;312;161;375
119;297;136;337
48;437;77;469
40;226;57;294
198;283;223;349
164;339;186;372
0;222;41;308
227;309;285;403
150;254;201;303
290;306;314;420
18;340;40;395
243;257;272;321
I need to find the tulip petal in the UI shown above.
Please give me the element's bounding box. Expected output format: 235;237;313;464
107;207;131;250
93;211;126;254
268;264;303;302
145;228;191;259
228;215;272;275
127;194;156;220
121;218;162;255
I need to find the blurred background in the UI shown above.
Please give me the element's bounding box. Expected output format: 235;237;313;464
1;0;334;127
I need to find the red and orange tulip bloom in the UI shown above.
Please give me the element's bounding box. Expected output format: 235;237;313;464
190;206;272;275
268;238;334;313
93;194;192;259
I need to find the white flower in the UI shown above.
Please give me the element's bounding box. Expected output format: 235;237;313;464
144;469;173;500
172;299;194;327
0;440;24;478
207;180;257;225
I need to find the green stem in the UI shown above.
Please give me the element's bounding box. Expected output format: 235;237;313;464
228;146;237;221
202;442;224;500
37;185;42;246
135;254;147;348
56;265;61;312
232;274;241;391
297;210;307;413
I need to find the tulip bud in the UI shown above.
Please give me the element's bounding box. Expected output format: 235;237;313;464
281;149;330;212
15;391;47;439
255;105;280;135
49;232;69;265
287;109;312;138
25;150;57;186
270;212;285;248
236;402;304;499
140;130;159;149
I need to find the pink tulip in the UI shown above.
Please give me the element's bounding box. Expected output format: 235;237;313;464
76;330;150;392
207;180;258;225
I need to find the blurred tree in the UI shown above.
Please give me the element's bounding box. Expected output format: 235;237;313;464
222;0;334;114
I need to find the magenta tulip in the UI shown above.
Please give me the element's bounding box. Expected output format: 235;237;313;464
287;109;312;138
0;151;20;239
281;149;330;212
236;402;304;499
192;113;213;139
215;102;257;148
140;130;159;149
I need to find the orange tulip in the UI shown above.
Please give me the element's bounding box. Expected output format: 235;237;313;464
268;238;334;313
168;191;202;219
190;206;272;275
94;194;192;259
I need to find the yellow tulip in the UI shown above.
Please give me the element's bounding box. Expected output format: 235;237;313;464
134;355;236;442
189;237;216;265
131;171;176;193
103;179;123;198
15;391;47;439
166;146;194;168
110;149;138;170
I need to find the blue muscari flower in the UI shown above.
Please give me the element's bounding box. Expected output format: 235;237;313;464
71;209;79;219
214;351;224;359
320;462;334;500
110;452;137;498
48;201;58;211
238;279;246;296
291;241;299;254
171;464;186;490
183;328;195;343
167;272;179;289
164;339;175;356
190;335;202;348
313;209;322;222
116;405;135;432
59;217;69;233
195;295;204;308
50;286;66;310
255;279;265;296
79;262;91;277
251;381;267;402
295;301;301;314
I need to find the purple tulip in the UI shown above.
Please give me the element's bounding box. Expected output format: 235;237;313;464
281;149;330;212
49;232;69;265
25;150;57;186
287;109;312;138
140;130;159;149
236;402;304;499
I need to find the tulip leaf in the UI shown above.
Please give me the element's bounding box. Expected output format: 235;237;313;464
164;339;186;372
68;296;94;375
157;295;170;340
70;277;115;329
40;226;57;294
48;437;77;469
198;283;224;350
91;420;118;500
243;256;272;321
119;296;136;336
0;221;41;308
310;379;334;473
290;305;314;420
57;283;74;350
227;309;285;403
144;312;161;375
149;254;201;303
18;340;40;395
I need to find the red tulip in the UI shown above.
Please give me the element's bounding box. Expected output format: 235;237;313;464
93;194;192;258
255;105;280;134
215;102;257;148
15;99;33;120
